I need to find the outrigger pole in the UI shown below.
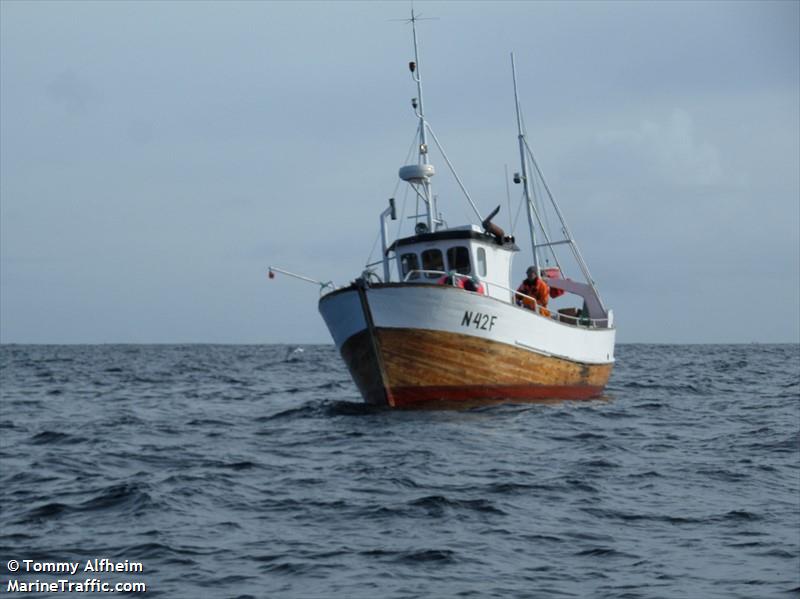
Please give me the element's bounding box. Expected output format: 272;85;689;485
267;266;333;293
511;52;539;274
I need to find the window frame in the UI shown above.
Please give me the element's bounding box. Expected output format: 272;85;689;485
420;248;445;279
446;246;472;275
400;253;420;280
476;247;487;277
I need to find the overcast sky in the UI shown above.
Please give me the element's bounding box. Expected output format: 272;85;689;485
1;0;798;344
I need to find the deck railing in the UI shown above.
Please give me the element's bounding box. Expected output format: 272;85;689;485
402;269;610;328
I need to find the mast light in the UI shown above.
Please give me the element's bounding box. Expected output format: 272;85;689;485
411;97;418;109
409;61;416;73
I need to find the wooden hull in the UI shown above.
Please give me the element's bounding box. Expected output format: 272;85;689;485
341;327;612;408
320;282;615;409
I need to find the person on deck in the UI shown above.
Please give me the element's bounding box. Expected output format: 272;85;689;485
515;266;550;317
463;276;484;294
437;272;485;294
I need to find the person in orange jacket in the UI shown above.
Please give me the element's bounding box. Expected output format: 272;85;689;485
515;266;550;317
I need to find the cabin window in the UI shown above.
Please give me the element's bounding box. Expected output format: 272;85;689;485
400;253;420;280
446;246;471;274
421;249;444;278
476;247;487;277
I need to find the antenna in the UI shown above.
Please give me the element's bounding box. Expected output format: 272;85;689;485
395;10;482;230
409;9;437;232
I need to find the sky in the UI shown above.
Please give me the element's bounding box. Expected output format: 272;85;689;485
1;0;798;344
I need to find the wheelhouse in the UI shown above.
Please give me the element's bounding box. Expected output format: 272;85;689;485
389;225;518;301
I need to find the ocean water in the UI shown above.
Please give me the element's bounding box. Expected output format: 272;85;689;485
1;343;798;599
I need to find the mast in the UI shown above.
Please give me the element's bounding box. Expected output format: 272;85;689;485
511;52;539;273
511;54;608;316
409;10;438;232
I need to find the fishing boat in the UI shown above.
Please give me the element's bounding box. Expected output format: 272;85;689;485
270;14;615;408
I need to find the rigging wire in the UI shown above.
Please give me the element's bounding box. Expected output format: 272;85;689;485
398;127;421;235
425;123;483;222
364;230;381;270
521;111;542;237
365;129;425;268
516;109;565;274
413;122;423;229
504;164;513;231
531;166;554;266
518;109;566;272
395;184;410;239
523;135;603;308
511;189;525;234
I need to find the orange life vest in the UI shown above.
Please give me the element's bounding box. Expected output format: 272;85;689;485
516;277;550;317
438;275;485;294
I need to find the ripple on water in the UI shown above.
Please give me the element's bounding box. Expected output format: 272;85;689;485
0;343;797;599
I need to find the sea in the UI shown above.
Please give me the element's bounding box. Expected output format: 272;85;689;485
1;343;798;599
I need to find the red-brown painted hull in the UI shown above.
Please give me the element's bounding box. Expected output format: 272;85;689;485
390;383;606;406
339;327;613;409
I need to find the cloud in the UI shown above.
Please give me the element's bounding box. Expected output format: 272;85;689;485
45;69;99;115
595;110;724;187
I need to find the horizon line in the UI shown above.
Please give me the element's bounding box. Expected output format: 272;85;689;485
1;341;798;347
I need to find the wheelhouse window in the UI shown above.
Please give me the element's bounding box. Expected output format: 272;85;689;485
421;249;444;278
400;253;420;280
476;247;487;277
446;246;471;274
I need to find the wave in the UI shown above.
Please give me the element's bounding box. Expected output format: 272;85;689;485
30;430;82;445
408;495;506;515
